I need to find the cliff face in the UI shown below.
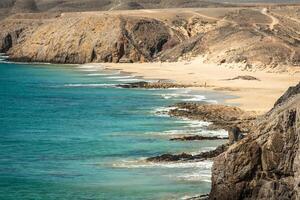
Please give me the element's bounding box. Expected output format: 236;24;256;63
3;14;182;63
210;82;300;200
0;7;299;70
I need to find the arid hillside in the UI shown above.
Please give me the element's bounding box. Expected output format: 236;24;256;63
0;0;231;16
1;6;299;72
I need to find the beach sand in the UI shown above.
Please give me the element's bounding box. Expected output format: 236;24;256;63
100;57;300;114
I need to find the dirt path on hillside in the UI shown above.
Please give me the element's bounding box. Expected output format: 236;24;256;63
261;8;279;30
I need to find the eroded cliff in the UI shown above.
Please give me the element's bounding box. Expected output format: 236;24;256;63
210;82;300;200
0;7;299;71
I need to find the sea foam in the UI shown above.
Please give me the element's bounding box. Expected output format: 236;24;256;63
63;83;118;88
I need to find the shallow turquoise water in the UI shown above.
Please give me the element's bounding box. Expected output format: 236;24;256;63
0;61;226;200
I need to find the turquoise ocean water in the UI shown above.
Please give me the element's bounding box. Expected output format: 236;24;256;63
0;60;227;200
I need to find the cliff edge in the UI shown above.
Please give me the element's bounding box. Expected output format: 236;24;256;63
210;82;300;200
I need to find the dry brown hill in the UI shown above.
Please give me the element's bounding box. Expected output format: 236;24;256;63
1;6;299;72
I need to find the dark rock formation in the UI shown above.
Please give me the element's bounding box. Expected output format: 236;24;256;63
147;153;193;162
117;81;193;89
147;144;228;162
168;103;256;132
1;33;12;52
170;135;228;141
228;126;244;144
274;83;300;107
225;75;261;81
210;82;300;200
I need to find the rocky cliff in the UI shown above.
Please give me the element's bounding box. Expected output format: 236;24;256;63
1;7;299;71
210;82;300;200
1;14;184;63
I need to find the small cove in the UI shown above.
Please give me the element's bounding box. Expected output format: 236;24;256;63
0;60;231;199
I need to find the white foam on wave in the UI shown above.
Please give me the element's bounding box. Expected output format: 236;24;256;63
181;194;207;200
145;116;227;138
77;64;105;69
176;171;212;182
152;106;177;117
178;118;211;127
112;158;214;184
182;95;206;102
0;54;9;63
115;78;141;82
196;129;228;138
86;73;107;76
159;88;219;103
161;93;216;103
63;83;118;88
78;69;100;72
86;71;121;76
112;159;213;169
106;75;135;79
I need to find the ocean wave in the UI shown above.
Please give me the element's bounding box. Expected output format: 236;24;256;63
160;93;214;103
180;194;208;200
196;129;228;138
159;89;219;104
77;69;100;72
182;95;206;101
112;159;213;169
179;118;211;127
106;75;135;79
77;64;105;70
152;106;177;117
85;73;107;76
176;171;212;182
145;127;227;138
115;78;141;82
63;83;118;88
86;71;121;76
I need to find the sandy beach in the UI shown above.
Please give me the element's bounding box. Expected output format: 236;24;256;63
101;57;300;114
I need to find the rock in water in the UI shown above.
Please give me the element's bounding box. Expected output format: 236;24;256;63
147;144;229;162
210;82;300;200
170;135;228;141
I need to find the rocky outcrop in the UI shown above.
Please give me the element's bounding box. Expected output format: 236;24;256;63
117;81;195;89
225;75;260;81
274;83;300;107
2;15;182;63
210;82;300;200
228;126;244;144
170;135;228;141
147;144;228;162
168;103;256;132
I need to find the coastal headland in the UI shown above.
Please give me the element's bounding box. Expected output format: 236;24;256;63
1;1;300;199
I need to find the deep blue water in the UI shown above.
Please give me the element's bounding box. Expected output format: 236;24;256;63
0;61;226;200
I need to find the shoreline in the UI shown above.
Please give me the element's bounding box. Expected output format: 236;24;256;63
101;57;300;114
